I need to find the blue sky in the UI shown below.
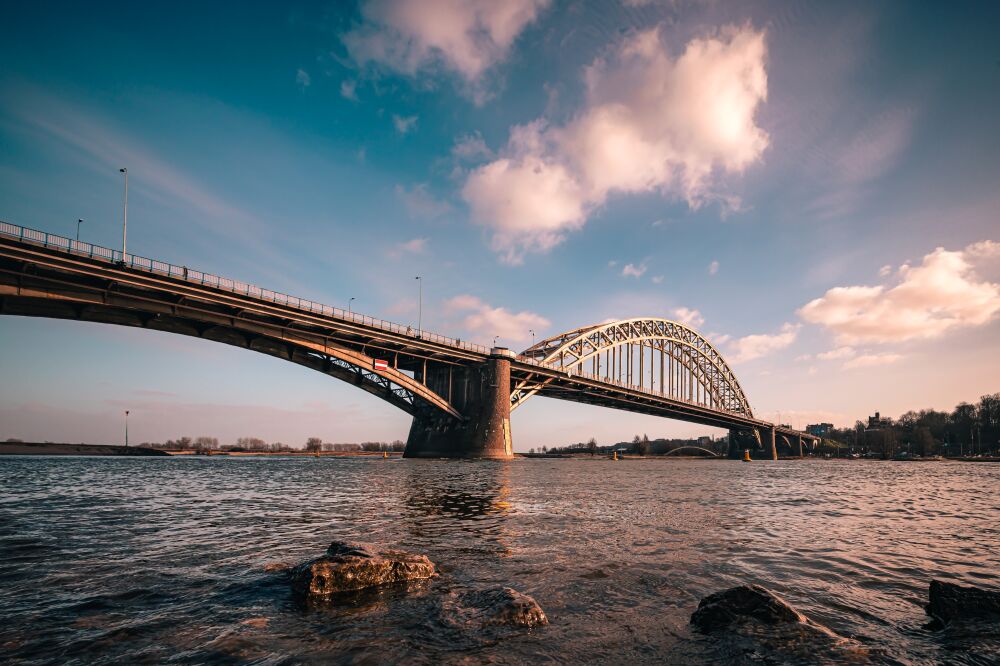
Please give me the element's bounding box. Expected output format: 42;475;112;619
1;1;998;448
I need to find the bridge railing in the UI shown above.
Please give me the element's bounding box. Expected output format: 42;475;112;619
0;221;491;355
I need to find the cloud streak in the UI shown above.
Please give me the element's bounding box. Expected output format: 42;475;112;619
445;294;549;345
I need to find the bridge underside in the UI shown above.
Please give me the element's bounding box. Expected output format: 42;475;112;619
0;234;817;459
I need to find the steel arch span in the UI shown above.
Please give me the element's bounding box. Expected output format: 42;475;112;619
518;318;753;417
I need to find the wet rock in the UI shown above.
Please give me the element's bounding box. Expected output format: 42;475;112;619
263;561;292;573
291;541;435;601
927;579;1000;625
691;584;805;629
691;585;870;663
441;587;548;630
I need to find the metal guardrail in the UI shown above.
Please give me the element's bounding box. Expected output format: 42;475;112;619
0;220;758;421
0;221;491;355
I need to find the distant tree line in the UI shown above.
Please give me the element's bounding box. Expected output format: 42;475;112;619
534;433;725;457
816;393;1000;457
138;436;406;453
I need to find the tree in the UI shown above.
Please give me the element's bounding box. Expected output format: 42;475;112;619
912;427;935;457
305;437;323;452
236;437;266;451
195;436;218;451
587;437;598;456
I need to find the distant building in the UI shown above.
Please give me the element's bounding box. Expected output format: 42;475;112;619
867;412;892;430
806;423;833;437
697;436;713;446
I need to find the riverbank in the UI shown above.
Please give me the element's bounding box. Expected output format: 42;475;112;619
162;450;403;457
0;442;169;456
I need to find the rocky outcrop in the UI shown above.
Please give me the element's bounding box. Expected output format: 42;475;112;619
691;585;870;663
926;579;1000;624
291;541;436;601
440;587;548;630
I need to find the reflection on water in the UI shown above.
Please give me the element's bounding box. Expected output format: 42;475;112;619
0;456;998;664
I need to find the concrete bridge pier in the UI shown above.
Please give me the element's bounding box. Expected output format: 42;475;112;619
403;349;514;459
768;426;777;460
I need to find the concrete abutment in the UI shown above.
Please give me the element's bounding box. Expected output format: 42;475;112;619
403;350;513;459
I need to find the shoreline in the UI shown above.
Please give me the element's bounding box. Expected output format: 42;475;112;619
0;442;169;456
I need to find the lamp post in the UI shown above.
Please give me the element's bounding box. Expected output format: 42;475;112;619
119;168;128;262
76;218;83;242
124;409;130;447
529;329;535;347
415;276;422;337
349;297;355;314
493;335;500;348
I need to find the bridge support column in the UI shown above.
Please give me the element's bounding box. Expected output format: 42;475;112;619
769;426;777;461
727;430;741;459
403;350;513;459
798;435;804;458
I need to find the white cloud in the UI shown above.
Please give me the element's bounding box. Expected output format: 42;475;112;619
462;124;586;264
816;346;855;361
340;79;358;100
651;275;664;284
673;307;704;329
387;237;428;258
799;241;1000;344
395;183;451;219
842;353;902;370
452;132;493;161
392;114;418;134
608;259;618;268
296;68;311;88
878;264;892;277
622;262;647;278
708;260;720;276
728;323;800;363
445;294;550;345
342;0;549;95
462;24;769;262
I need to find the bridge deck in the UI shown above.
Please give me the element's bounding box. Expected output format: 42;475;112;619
0;221;817;445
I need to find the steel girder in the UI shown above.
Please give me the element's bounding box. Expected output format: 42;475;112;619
520;318;753;417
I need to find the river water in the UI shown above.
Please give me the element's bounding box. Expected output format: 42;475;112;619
1;456;998;665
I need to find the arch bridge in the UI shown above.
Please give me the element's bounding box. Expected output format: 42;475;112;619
0;222;817;459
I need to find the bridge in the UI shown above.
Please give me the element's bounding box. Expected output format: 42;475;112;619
0;221;818;460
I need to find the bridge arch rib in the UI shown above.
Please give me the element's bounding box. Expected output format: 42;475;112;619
519;318;753;417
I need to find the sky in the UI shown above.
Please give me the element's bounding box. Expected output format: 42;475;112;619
1;1;999;449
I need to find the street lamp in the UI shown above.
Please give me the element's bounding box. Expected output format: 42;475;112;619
119;168;128;262
529;329;535;347
349;297;355;314
415;276;422;337
493;335;500;348
76;218;83;243
124;409;130;447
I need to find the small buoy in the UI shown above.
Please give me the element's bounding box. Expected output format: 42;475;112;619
383;451;388;459
742;449;752;462
612;450;618;461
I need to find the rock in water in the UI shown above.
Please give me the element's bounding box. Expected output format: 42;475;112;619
691;584;805;629
691;585;870;663
442;587;548;629
927;579;1000;624
291;541;435;601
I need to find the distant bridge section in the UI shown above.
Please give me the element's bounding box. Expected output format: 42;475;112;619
0;221;818;459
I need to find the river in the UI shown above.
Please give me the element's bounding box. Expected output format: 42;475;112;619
1;456;998;664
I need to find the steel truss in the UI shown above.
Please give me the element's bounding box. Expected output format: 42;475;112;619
521;318;753;417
